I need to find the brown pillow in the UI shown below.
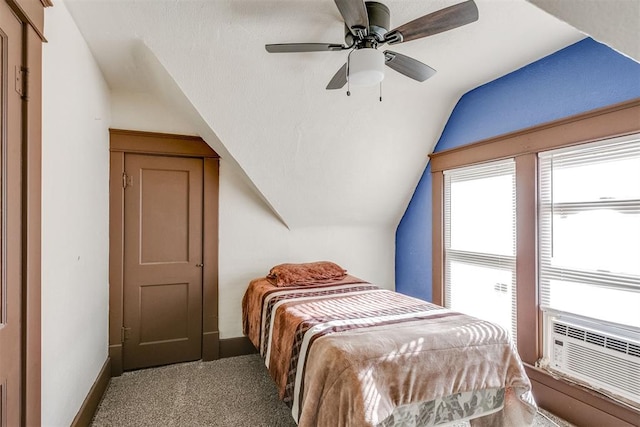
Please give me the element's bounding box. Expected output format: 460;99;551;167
267;261;347;287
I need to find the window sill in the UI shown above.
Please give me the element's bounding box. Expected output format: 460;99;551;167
524;364;640;427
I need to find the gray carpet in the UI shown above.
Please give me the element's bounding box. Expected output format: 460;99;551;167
91;354;574;427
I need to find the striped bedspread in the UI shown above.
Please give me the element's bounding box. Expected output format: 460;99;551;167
242;276;536;426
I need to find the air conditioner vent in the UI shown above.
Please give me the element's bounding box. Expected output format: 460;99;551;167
553;321;639;359
585;331;605;347
566;342;640;397
554;323;567;335
630;343;640;358
567;326;585;340
606;337;628;354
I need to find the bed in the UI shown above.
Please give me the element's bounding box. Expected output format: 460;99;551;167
242;262;536;427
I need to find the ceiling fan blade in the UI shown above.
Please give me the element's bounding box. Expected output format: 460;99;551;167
326;63;348;90
384;0;478;45
265;43;345;53
384;51;436;82
334;0;369;36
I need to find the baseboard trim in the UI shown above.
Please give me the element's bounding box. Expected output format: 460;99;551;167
71;357;111;427
219;336;257;358
108;344;123;377
202;331;220;361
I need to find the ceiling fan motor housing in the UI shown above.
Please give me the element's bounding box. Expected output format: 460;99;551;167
344;1;390;48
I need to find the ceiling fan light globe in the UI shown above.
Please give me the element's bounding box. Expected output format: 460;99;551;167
349;48;385;87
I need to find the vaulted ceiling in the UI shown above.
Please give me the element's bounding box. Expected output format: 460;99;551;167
61;0;633;229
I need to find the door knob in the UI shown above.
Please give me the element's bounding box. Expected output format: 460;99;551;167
196;263;204;267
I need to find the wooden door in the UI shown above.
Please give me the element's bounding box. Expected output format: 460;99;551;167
0;4;23;425
123;154;204;370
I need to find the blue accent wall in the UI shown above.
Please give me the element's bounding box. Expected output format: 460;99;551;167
396;38;640;301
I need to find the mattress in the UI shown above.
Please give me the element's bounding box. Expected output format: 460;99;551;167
242;275;536;426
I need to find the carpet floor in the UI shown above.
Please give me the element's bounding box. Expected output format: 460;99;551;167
91;354;574;427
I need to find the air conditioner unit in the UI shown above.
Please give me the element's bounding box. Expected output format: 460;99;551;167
543;311;640;405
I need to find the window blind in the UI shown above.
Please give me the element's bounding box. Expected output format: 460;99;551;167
538;133;640;328
444;159;517;339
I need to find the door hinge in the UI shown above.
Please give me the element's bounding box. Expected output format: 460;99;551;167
121;326;131;343
15;65;28;99
122;172;132;189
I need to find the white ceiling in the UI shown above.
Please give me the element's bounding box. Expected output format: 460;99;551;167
62;0;592;229
528;0;640;62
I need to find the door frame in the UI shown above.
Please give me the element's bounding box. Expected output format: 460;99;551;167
109;129;220;376
3;0;47;424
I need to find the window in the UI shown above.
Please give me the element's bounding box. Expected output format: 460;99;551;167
430;100;640;423
539;134;640;328
443;159;517;339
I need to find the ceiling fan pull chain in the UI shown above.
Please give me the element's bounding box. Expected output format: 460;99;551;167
379;81;382;102
346;50;352;96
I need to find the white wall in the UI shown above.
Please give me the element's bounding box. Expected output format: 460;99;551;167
40;7;394;421
110;92;396;338
217;163;396;337
41;1;111;425
111;91;197;136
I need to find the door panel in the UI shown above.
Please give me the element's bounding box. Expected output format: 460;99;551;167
0;4;23;426
140;168;190;264
139;282;189;344
123;154;203;370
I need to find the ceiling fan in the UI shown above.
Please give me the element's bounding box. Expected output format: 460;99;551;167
265;0;479;91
